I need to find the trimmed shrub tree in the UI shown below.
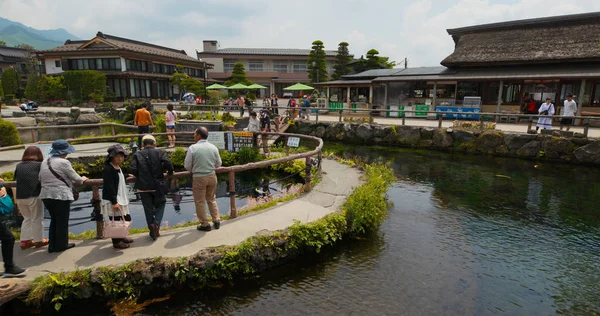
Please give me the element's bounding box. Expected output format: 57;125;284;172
1;67;18;96
63;70;107;104
0;118;22;146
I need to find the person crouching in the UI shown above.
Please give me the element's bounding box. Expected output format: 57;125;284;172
101;145;133;249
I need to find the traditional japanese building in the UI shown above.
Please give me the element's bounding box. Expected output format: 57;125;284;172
321;11;600;115
37;32;211;100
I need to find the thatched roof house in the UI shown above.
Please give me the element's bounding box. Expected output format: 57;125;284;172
441;12;600;67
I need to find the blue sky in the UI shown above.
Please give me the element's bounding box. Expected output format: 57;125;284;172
2;0;600;67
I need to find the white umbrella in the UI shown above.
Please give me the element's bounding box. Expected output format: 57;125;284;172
183;92;196;98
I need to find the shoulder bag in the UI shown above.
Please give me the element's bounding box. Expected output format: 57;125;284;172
142;152;169;197
47;158;80;201
102;207;131;239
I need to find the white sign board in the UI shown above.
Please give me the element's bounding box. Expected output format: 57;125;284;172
287;137;300;148
25;144;52;160
208;132;226;150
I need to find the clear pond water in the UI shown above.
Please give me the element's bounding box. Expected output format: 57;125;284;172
136;145;600;315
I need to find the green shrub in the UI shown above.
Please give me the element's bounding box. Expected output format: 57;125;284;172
0;118;21;147
170;147;186;168
237;147;262;165
220;150;238;166
343;162;395;235
0;171;15;181
221;112;235;123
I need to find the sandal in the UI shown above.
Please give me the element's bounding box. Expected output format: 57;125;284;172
113;242;130;249
20;240;34;250
34;238;49;248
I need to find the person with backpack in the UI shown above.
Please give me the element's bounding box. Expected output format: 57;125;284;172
301;95;311;120
0;179;26;277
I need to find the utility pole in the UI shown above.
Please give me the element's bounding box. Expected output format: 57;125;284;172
404;57;408;69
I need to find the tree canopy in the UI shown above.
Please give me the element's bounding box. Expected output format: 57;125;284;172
0;40;6;47
224;62;253;86
1;67;18;96
307;40;328;84
63;70;107;103
332;42;353;80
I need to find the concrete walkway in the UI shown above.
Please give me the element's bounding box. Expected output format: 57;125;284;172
10;159;361;280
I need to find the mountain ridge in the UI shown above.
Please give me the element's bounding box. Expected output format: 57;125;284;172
0;16;79;49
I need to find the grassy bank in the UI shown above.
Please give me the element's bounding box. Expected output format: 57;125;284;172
23;160;394;312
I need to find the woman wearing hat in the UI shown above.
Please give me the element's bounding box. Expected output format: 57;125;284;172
102;144;133;249
39;139;89;253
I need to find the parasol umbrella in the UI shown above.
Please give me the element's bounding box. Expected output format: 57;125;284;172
206;83;227;89
183;92;195;98
247;83;267;89
227;83;249;90
283;83;314;91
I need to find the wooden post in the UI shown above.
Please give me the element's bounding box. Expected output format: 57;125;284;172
304;156;312;192
576;79;586;126
31;129;36;143
111;124;116;136
228;170;237;218
583;118;590;137
315;107;319;122
479;114;484;130
438;114;443;128
92;186;104;239
402;114;406;126
285;136;290;156
527;119;533;133
338;109;343;122
496;80;504;120
369;107;373;124
432;82;438;109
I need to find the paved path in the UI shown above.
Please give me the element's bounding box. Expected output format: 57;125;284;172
11;159;361;280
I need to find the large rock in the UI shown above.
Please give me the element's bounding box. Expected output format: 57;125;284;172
452;130;474;143
573;141;600;164
75;113;103;124
36;117;55;125
396;126;421;145
355;123;372;142
70;107;81;118
55;117;74;125
343;123;357;141
420;127;435;139
432;129;453;148
314;125;326;138
325;123;344;141
4;117;36;127
474;131;504;152
517;141;540;158
503;133;538;151
541;137;573;159
12;111;26;118
57;111;70;117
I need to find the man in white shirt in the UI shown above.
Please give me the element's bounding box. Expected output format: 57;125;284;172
560;93;577;131
184;127;222;232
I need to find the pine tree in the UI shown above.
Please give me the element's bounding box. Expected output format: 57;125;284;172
307;40;328;84
332;42;352;80
224;62;253;86
1;68;18;96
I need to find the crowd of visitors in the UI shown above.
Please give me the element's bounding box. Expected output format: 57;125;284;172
0;127;226;277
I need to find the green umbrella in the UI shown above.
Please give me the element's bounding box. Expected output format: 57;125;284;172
206;83;227;89
247;83;267;89
227;83;249;89
283;83;314;91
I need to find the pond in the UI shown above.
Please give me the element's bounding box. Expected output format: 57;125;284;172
135;144;600;315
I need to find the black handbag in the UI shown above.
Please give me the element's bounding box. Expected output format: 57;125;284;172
47;158;79;201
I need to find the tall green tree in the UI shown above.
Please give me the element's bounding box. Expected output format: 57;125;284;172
362;49;396;70
307;40;328;84
1;68;18;96
24;73;42;101
170;65;188;100
224;62;252;86
332;42;353;80
40;76;67;102
180;77;205;96
0;80;4;99
63;70;106;103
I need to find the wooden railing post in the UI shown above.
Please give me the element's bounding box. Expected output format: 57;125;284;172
228;170;237;218
438;114;443;128
584;118;590;137
369;109;373;124
338;110;343;122
315;108;319;122
111;124;116;136
91;186;104;239
304;156;312;192
479;114;484;130
402;112;406;126
527;117;533;133
31;129;37;143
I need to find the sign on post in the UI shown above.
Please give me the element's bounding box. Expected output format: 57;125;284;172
207;132;226;150
287;136;300;148
230;132;254;152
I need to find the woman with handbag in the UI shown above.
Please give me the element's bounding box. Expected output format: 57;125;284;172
15;146;48;250
39;139;89;253
101;145;133;249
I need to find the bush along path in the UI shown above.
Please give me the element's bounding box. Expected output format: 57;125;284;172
4;158;395;314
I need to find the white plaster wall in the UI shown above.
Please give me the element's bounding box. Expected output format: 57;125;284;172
44;58;63;74
203;57;223;73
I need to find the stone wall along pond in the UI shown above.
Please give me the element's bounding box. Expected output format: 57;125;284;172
288;121;600;165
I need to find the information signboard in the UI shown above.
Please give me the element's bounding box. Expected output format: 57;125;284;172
207;132;226;150
230;132;254;152
287;137;300;148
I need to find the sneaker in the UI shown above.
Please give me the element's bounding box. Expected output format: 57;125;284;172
197;225;211;232
213;221;221;230
4;265;26;277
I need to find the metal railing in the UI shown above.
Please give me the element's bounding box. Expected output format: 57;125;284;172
2;131;323;238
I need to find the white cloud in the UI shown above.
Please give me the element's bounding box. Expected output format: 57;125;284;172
1;0;600;66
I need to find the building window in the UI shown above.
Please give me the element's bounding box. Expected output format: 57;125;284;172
67;58;120;70
273;61;288;73
54;60;61;68
249;61;263;72
126;59;149;72
224;60;236;72
292;62;306;73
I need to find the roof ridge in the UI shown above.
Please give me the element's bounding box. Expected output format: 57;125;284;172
448;11;600;35
98;32;188;55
